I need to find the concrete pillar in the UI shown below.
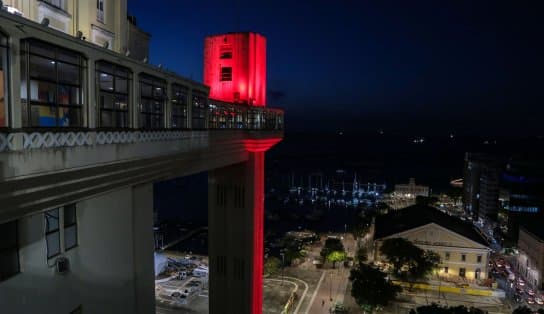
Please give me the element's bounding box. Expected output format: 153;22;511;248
131;183;156;314
208;138;280;314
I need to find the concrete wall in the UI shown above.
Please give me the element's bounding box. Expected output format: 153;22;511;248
0;184;155;314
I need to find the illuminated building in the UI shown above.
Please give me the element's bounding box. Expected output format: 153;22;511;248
462;153;502;223
372;204;491;280
393;178;429;198
502;160;544;241
204;32;267;106
517;224;544;289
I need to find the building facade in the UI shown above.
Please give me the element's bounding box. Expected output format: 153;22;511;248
502;160;544;241
204;32;267;106
394;178;429;198
373;205;491;280
462;153;502;223
516;225;544;290
2;0;149;59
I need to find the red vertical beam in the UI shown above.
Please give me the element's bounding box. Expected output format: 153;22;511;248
244;138;281;314
250;151;264;314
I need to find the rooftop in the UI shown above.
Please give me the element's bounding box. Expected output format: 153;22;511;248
374;204;489;246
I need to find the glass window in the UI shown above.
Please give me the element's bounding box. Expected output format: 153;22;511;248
459;268;466;277
139;74;166;129
171;84;188;129
97;0;105;23
96;61;131;128
220;67;232;81
461;254;466;262
191;92;207;129
220;46;232;59
64;204;77;251
44;0;66;10
45;209;60;259
0;33;8;127
0;220;19;281
444;267;448;274
21;39;85;127
445;252;450;260
477;255;482;263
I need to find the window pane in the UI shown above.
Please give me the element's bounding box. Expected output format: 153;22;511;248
58;106;82;127
57;49;79;65
58;85;80;105
0;248;19;281
29;41;55;59
45;209;59;232
58;62;80;85
29;55;56;81
116;95;128;111
46;232;60;258
65;225;77;250
99;72;114;91
30;80;56;103
64;204;76;226
96;61;113;74
115;77;128;94
0;221;17;251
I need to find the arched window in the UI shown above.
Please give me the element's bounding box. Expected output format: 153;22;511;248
0;33;8;127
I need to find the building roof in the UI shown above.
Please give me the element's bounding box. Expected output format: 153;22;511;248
374;204;489;246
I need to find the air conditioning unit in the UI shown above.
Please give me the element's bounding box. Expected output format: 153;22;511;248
55;257;70;274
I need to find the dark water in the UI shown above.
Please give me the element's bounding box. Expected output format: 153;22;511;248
155;132;544;253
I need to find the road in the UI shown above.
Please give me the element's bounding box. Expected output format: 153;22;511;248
304;233;357;313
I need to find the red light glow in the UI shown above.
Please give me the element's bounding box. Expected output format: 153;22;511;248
204;32;267;106
243;138;282;153
250;151;264;314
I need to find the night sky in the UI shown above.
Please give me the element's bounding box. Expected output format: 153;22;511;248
129;1;543;136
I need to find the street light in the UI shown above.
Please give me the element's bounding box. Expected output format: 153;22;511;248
280;252;285;286
329;271;333;302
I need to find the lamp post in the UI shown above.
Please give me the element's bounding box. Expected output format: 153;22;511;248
329;271;333;302
280;252;285;286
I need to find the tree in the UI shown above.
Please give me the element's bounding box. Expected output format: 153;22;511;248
320;238;345;262
350;262;401;313
264;256;281;276
327;251;346;268
512;306;533;314
379;238;422;274
410;303;485;314
379;238;440;286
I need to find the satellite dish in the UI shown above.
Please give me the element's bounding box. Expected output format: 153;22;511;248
41;18;50;27
102;41;109;49
76;31;83;39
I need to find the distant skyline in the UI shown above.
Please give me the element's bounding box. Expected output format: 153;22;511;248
129;1;543;135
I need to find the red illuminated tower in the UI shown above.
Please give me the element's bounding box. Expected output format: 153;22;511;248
206;32;280;314
204;32;267;106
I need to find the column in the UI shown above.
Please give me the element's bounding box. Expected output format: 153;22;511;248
208;138;280;314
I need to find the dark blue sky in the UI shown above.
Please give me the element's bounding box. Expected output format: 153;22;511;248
129;1;543;135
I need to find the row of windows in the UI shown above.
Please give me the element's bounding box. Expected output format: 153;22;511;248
0;203;78;282
0;36;283;130
444;252;482;263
